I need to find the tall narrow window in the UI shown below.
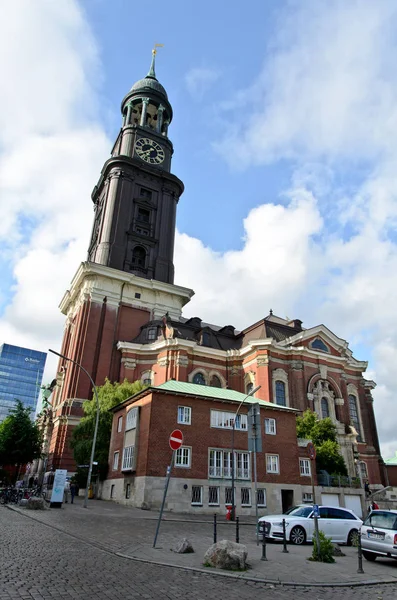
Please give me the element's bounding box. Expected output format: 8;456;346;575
348;394;362;442
321;397;330;419
137;207;150;222
275;381;286;406
132;246;146;268
246;382;254;395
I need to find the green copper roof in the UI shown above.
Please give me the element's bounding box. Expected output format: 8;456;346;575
155;380;297;411
384;451;397;465
130;76;168;99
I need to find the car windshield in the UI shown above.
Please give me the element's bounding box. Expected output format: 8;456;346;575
364;512;397;530
283;506;313;518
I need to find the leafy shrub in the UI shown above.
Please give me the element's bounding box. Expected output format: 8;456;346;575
310;530;335;563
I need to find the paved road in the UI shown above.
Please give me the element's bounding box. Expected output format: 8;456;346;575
1;507;396;600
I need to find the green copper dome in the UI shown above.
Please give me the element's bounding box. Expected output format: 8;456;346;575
130;76;168;99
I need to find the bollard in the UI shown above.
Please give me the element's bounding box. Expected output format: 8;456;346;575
236;516;240;543
282;518;289;553
261;522;268;561
213;513;217;544
357;532;364;574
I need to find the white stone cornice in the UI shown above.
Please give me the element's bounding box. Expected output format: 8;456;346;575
59;261;195;320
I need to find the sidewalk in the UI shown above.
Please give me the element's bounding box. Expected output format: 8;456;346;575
6;497;397;587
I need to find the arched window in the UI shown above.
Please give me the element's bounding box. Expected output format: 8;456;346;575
348;395;362;442
321;397;330;419
275;381;286;406
193;372;206;385
210;375;222;388
246;382;254;395
132;246;146;268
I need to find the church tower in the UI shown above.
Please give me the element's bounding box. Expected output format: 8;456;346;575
88;47;182;284
47;50;194;472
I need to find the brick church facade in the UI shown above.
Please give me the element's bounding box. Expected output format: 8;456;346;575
46;50;386;514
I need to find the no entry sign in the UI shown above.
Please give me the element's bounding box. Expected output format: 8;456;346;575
169;429;183;451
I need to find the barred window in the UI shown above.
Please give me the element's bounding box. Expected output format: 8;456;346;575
126;407;138;431
122;445;134;471
257;488;267;507
265;418;276;435
241;488;251;506
225;487;234;504
299;458;311;476
210;410;247;430
191;485;203;505
208;486;220;505
175;446;191;468
266;454;279;474
178;406;191;425
113;451;119;471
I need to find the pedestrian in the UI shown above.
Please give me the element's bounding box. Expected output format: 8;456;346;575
64;479;70;503
364;480;371;497
70;481;76;504
372;500;379;510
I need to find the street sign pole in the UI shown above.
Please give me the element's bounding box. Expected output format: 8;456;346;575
153;429;183;548
153;451;175;548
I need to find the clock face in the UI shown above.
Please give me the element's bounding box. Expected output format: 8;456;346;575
135;137;165;165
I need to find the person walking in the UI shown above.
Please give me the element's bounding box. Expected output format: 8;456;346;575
70;481;76;504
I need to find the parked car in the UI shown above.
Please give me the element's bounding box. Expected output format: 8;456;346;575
258;505;362;545
360;509;397;562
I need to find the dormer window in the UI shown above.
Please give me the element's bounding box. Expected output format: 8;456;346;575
310;338;329;353
147;327;157;341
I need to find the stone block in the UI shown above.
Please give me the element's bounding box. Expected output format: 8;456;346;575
173;538;194;554
204;540;247;570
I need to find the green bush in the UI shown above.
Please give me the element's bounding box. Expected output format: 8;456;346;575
310;530;335;563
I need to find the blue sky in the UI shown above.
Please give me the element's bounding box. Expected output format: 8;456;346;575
0;0;397;457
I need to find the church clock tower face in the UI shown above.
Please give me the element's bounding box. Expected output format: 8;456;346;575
135;137;165;164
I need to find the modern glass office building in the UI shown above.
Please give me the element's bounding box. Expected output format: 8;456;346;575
0;343;47;423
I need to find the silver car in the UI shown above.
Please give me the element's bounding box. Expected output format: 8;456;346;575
361;509;397;561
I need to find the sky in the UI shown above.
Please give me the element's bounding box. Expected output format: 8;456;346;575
0;0;396;460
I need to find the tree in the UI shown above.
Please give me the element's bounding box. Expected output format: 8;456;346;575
0;400;42;481
296;409;347;475
70;378;145;480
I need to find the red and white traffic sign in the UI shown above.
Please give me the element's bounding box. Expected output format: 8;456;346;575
307;442;316;461
169;429;183;451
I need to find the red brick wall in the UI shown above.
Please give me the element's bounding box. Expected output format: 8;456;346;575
387;465;397;487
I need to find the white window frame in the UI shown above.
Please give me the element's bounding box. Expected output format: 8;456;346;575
208;449;250;480
302;492;313;503
257;488;267;507
175;446;191;468
177;406;191;425
266;454;279;474
191;485;203;505
210;410;247;431
208;486;220;506
126;407;138;431
264;418;276;435
113;451;119;471
241;487;251;507
117;416;123;433
122;445;134;471
299;458;311;477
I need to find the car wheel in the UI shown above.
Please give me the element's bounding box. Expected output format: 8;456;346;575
290;525;306;545
362;551;377;562
347;529;359;546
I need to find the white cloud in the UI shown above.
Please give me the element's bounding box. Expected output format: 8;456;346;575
0;1;110;384
185;67;219;100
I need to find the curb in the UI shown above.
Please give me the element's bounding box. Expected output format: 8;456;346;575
5;505;397;589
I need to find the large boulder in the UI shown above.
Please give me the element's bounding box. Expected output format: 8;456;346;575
172;538;194;554
26;497;46;510
204;540;247;570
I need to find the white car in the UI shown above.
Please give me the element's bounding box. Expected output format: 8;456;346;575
360;509;397;561
258;505;362;545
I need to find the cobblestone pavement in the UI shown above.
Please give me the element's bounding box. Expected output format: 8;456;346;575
1;505;397;600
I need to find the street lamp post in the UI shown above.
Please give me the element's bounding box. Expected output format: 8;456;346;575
49;349;100;509
230;385;261;521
